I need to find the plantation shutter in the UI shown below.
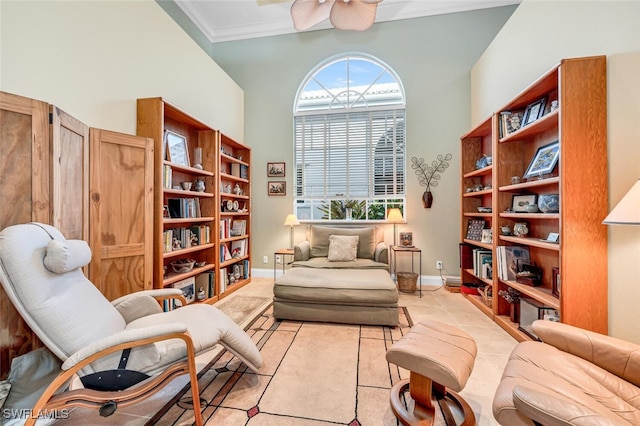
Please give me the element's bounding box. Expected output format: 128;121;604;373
294;109;405;200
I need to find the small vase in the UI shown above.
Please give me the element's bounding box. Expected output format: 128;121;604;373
422;190;433;208
345;207;353;220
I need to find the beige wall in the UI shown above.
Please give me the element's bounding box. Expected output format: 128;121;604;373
207;7;517;278
471;0;640;342
0;0;244;140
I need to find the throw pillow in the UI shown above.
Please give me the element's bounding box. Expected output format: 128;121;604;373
327;235;359;262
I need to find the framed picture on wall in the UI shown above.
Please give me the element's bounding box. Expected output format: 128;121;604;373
268;181;286;196
267;162;285;177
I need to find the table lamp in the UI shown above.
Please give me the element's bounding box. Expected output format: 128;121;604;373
603;178;640;225
387;208;404;246
283;214;300;248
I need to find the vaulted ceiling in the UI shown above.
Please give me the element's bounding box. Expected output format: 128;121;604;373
174;0;520;43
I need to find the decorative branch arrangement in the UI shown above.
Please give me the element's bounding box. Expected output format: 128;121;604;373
410;153;452;208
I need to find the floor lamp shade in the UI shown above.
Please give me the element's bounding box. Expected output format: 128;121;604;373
284;214;300;248
603;178;640;225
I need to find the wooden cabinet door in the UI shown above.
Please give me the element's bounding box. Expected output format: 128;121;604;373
0;91;49;378
89;129;154;300
50;106;90;242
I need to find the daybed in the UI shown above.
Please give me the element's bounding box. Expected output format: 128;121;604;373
273;225;399;326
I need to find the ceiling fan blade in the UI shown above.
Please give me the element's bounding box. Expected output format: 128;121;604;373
330;0;379;31
290;0;335;31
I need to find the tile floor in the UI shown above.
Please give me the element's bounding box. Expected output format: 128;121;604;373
57;277;517;425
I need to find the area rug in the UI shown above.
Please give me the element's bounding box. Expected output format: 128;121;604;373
152;306;413;425
215;295;272;329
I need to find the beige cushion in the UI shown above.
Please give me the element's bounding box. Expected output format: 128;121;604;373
386;320;477;392
309;226;377;259
327;235;358;262
43;239;92;274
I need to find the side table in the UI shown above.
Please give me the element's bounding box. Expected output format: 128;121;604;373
390;245;422;298
273;248;295;281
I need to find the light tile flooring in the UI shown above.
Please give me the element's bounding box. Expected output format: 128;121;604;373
57;277;517;425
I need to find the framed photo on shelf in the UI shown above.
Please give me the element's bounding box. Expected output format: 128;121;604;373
523;140;560;179
267;162;286;177
522;97;547;127
511;194;538;213
552;267;561;297
499;110;525;137
268;181;286;196
165;130;190;167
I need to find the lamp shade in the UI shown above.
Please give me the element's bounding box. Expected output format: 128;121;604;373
603;178;640;225
387;208;403;223
283;214;300;226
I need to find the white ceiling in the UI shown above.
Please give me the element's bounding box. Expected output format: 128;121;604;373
175;0;521;43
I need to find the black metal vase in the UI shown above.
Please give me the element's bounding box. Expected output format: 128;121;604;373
422;190;433;208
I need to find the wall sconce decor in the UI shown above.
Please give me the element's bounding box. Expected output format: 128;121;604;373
411;153;452;208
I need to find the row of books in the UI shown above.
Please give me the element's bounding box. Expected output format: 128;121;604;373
220;219;247;239
163;226;210;253
473;248;492;279
219;260;250;294
496;246;530;281
168;198;201;219
220;239;248;262
162;164;173;189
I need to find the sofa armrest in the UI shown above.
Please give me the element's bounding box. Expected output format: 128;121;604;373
374;241;388;264
294;240;310;261
532;320;640;386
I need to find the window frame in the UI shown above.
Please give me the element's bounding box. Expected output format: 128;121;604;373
293;52;406;223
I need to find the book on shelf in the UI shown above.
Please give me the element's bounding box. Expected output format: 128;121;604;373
167;198;201;219
497;246;530;281
220;244;232;262
231;163;249;179
163;164;173;189
243;259;250;279
195;271;215;299
472;248;492;278
220;218;232;239
230;239;247;258
499;110;525;138
219;268;227;294
172;276;196;307
231;219;246;236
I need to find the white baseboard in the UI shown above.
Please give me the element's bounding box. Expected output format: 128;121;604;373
251;267;443;288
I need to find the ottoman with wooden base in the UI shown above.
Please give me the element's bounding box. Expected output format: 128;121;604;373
386;321;477;426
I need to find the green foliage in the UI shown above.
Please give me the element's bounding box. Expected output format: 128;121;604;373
319;199;367;220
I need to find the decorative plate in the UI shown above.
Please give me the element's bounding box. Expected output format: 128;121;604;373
233;200;239;211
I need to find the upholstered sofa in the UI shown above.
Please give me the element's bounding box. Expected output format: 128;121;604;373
273;225;399;326
493;319;640;425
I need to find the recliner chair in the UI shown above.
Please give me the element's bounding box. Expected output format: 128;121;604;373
493;319;640;425
0;222;263;425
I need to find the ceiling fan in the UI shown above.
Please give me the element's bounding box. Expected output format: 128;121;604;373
290;0;384;31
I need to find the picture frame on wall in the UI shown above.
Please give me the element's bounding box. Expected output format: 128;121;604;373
522;97;547;127
523;140;560;179
267;162;285;177
268;181;286;196
165;130;190;167
511;194;538;213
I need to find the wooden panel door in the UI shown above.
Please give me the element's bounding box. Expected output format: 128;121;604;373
0;91;49;378
89;129;154;300
50;106;90;243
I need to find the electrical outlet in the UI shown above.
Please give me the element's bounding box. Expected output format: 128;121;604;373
263;255;268;264
436;260;443;270
276;255;282;264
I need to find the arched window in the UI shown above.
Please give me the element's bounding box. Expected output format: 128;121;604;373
293;53;406;221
